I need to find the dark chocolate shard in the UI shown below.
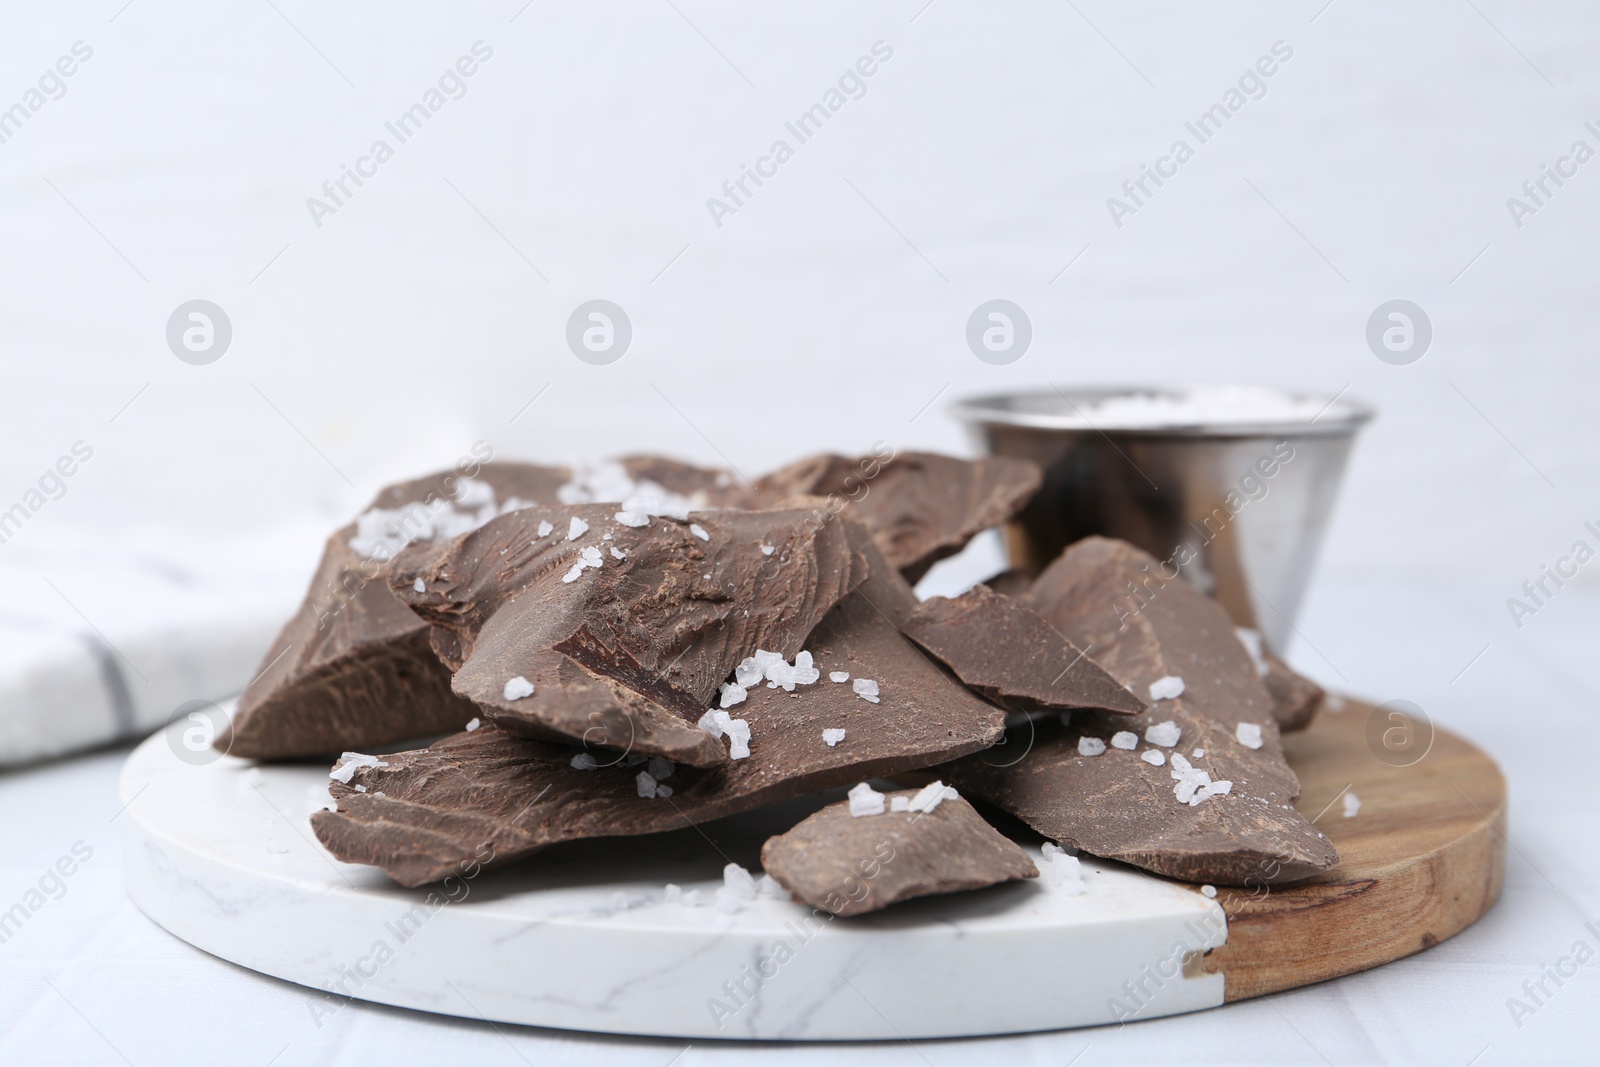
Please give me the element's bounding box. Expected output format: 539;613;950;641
313;551;1008;886
904;585;1145;715
946;536;1338;885
980;568;1034;599
757;451;1042;582
759;789;1038;916
1263;649;1323;733
386;503;866;766
219;461;570;760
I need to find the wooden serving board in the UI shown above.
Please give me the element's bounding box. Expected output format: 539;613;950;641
1202;698;1507;999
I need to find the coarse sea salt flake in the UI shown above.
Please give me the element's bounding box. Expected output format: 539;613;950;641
1236;722;1264;749
1141;749;1165;766
503;676;535;701
536;520;553;537
330;752;387;784
852;677;880;703
1145;720;1181;747
610;546;626;560
1111;731;1138;750
568;516;589;541
614;510;650;527
822;728;846;747
689;523;709;541
464;717;481;732
908;780;953;814
561;563;584;583
636;771;659;798
1078;736;1106;756
760;544;775;556
1343;791;1362;818
1235;627;1269;676
719;682;747;708
413;577;425;592
1148;675;1185;701
848;781;886;817
570;753;597;770
890;795;910;812
1201;885;1218;898
829;671;850;683
734;657;764;687
697;710;723;738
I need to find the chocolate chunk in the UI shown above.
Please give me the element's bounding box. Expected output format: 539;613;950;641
387;503;867;766
313;538;1007;886
759;789;1038;916
945;536;1337;885
979;567;1034;598
219;461;570;760
1263;649;1323;733
904;585;1145;715
757;451;1041;582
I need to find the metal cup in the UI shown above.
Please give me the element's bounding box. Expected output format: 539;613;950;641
951;387;1374;650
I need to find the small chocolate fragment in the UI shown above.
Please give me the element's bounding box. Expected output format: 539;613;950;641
757;451;1042;582
220;462;569;760
388;503;866;766
760;789;1038;916
313;535;1007;886
904;585;1145;715
946;536;1338;885
980;568;1034;599
1263;649;1324;733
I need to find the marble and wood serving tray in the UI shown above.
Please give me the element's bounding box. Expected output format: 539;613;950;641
119;698;1505;1040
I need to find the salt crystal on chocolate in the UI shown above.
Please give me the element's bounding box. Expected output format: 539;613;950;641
1201;884;1218;898
848;781;886;817
330;752;388;784
735;657;764;687
464;717;481;732
636;771;659;798
829;671;850;683
412;577;425;593
1141;749;1165;766
570;753;598;770
760;544;775;555
719;683;747;708
822;728;846;747
908;779;953;814
1111;731;1138;750
503;676;535;701
568;516;589;541
1236;722;1264;749
536;520;553;537
690;523;710;541
852;677;880;703
1078;736;1106;756
1234;627;1269;676
1149;675;1185;701
890;795;910;812
1145;720;1181;747
609;545;626;560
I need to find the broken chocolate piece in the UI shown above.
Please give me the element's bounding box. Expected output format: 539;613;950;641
219;461;570;760
1263;649;1323;733
760;789;1038;916
387;503;866;766
313;538;1008;886
757;451;1042;582
946;536;1337;885
904;584;1145;715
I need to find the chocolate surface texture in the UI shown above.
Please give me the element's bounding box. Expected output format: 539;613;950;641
760;790;1039;916
945;536;1338;885
313;520;1008;886
220;461;570;760
904;584;1145;715
757;451;1041;582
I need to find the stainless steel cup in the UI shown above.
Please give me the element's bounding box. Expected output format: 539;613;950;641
951;387;1374;650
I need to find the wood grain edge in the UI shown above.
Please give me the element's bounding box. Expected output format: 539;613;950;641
1204;707;1507;1001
